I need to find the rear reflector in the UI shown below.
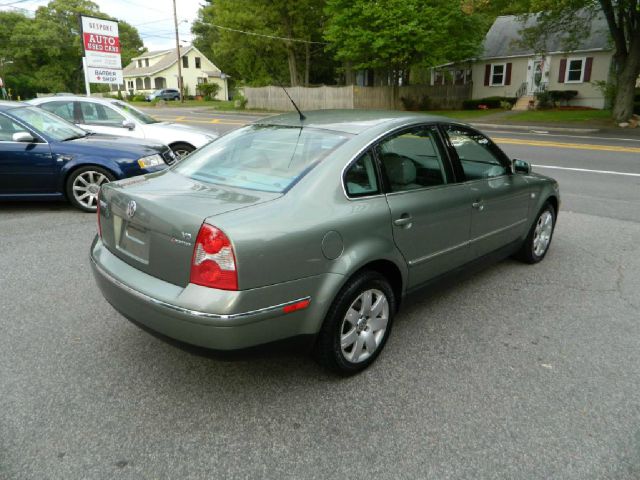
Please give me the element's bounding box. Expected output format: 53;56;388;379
283;299;310;314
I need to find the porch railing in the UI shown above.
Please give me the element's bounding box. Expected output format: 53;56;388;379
515;82;527;99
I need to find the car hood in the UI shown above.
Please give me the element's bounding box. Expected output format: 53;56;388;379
149;122;217;138
56;133;166;157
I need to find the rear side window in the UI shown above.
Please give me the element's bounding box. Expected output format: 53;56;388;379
39;101;75;123
174;125;350;193
344;151;379;197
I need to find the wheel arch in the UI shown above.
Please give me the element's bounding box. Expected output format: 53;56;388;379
59;162;120;199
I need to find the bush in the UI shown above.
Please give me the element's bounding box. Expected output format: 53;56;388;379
548;90;578;105
462;96;516;110
233;92;248;109
400;95;431;111
131;94;147;102
535;90;553;109
197;83;220;100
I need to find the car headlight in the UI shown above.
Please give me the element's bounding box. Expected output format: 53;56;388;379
137;154;164;169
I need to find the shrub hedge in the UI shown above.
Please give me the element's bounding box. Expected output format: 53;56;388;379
462;96;516;110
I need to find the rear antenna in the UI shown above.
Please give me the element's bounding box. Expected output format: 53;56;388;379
259;56;305;121
281;85;306;122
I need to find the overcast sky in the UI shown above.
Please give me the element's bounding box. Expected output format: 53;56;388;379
2;0;206;51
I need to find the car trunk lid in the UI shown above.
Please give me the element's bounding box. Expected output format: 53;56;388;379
99;170;280;287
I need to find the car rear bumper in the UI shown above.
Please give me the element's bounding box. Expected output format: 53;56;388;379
90;236;343;350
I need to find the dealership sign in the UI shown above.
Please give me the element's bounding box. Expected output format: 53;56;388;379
80;15;122;80
87;67;123;84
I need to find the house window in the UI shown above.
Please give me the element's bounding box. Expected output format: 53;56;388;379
197;77;207;84
195;57;201;69
565;57;585;83
137;60;142;68
127;80;134;89
145;59;149;67
454;69;465;85
182;56;189;68
490;63;506;86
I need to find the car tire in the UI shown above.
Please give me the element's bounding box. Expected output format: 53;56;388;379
314;270;396;375
515;201;556;264
65;166;115;212
170;142;195;159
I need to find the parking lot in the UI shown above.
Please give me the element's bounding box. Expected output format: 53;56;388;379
2;112;640;479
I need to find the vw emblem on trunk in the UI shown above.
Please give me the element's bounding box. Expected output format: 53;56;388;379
126;200;137;218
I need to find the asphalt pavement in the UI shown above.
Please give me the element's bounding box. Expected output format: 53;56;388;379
1;107;640;479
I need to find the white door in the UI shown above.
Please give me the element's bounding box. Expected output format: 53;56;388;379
528;60;543;94
77;101;140;138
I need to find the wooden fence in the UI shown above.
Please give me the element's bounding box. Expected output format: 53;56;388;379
243;84;472;111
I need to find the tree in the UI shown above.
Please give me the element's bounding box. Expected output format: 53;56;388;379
324;0;487;85
504;0;640;122
192;0;334;87
4;0;142;97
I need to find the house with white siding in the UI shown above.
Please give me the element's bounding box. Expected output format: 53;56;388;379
121;45;229;100
432;12;614;109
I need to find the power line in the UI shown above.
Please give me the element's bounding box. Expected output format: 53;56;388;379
205;23;328;45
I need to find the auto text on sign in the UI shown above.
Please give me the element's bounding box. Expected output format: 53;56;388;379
83;33;121;54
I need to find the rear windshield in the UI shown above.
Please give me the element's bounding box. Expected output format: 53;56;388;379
173;125;350;193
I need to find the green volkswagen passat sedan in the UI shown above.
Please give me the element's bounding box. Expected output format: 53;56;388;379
91;110;559;374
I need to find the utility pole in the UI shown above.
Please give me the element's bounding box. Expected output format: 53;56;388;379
172;0;184;103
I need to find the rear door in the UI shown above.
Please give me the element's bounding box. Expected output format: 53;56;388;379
442;125;531;258
0;113;55;194
378;125;473;289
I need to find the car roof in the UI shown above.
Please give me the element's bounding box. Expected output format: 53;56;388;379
254;109;457;135
28;95;120;105
0;100;31;111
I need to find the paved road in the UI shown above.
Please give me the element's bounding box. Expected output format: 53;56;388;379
1;108;640;479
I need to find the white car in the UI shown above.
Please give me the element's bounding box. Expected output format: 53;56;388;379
28;96;217;158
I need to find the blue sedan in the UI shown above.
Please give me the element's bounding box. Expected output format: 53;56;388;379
0;100;176;211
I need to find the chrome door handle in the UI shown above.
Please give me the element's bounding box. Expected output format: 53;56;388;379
472;201;484;211
393;215;413;227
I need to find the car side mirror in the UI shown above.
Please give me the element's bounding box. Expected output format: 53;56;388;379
122;120;135;130
12;132;36;143
512;159;531;174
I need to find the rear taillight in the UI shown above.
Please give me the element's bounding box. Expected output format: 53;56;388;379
97;190;102;238
190;224;238;290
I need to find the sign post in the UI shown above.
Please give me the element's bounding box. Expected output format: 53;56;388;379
79;15;122;94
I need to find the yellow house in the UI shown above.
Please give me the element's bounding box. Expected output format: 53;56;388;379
122;45;229;100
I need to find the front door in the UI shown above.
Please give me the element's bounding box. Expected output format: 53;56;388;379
0;114;55;195
443;125;530;259
378;125;473;289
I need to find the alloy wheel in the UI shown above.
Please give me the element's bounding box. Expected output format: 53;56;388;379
72;170;109;209
533;210;553;257
340;288;389;363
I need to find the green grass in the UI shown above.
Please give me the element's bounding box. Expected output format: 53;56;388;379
506;109;613;123
426;109;502;120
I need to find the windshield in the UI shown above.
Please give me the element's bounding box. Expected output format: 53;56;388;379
113;101;159;124
10;106;87;141
173;125;350;193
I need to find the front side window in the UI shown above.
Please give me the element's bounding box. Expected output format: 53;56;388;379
113;101;158;124
174;125;350;193
490;64;505;86
445;126;508;180
377;126;448;192
195;57;201;68
344;151;379;197
182;56;189;68
39;101;75;123
80;102;126;127
0;114;35;142
566;58;584;82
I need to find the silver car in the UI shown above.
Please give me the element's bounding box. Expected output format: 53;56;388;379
28;96;216;158
91;110;559;374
